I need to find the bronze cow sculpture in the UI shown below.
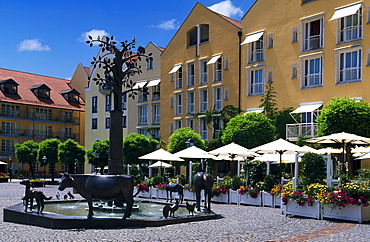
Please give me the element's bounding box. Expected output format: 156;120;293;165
58;173;138;219
194;161;214;212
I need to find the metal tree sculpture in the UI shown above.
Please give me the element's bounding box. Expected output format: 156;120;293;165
87;36;152;174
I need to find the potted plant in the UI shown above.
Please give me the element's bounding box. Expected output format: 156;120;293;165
211;184;229;203
0;173;9;182
154;183;167;199
238;185;262;206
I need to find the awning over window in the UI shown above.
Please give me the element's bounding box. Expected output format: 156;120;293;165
330;2;362;21
206;54;222;65
241;31;264;45
168;64;182;74
133;79;161;89
291;104;322;114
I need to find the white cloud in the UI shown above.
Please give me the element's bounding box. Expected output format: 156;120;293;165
208;0;244;18
152;19;178;30
18;39;50;52
79;29;109;43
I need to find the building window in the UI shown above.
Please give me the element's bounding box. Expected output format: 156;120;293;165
152;84;160;100
35;108;52;121
1;122;19;135
138;106;148;124
268;33;274;48
153;104;160;124
175;92;182;115
187;118;194;130
36;125;52;137
138;90;148;102
146;58;154;70
187;62;195;87
105;117;110;129
224;57;229;70
92;118;97;130
105;95;111;112
244;32;264;63
199;88;208;112
122;116;127;128
336;46;362;84
214;57;222;82
213;117;222;139
248;68;264;96
151;128;160;139
92;96;98;113
224;87;229;101
213;86;222;111
122;93;127;110
188;24;209;47
2;139;19;153
292;63;298;79
301;53;323;88
267;68;273;83
335;5;362;43
1;104;19;117
292;27;298;43
138;129;148;137
187;90;195;114
200;59;208;84
367;49;370;66
65;127;72;139
200;118;208;141
301;14;323;51
175;66;183;89
175;119;182;130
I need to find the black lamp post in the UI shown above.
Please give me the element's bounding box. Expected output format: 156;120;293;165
8;155;12;181
42;156;47;181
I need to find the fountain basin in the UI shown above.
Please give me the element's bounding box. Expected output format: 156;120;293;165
3;199;219;229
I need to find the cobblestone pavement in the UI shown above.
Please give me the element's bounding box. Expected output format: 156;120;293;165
1;179;369;241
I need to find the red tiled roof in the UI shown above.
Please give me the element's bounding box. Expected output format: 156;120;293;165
216;13;242;29
0;68;84;111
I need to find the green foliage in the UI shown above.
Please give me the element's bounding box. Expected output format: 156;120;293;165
145;174;164;186
175;174;187;185
15;140;39;165
259;81;278;119
123;133;159;165
263;174;278;191
245;160;266;186
300;152;326;185
221;113;276;149
87;140;109;169
58;139;86;173
317;97;370;137
205;138;223;151
37;139;61;165
231;176;243;190
274;108;296;139
167;127;205;153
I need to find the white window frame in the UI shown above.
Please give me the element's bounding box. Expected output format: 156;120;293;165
267;68;273;83
186;117;195;130
2;139;19;153
105;117;110;129
335;45;362;84
1;121;19;135
138;105;148;124
187;61;195;87
199;87;208;112
292;26;298;43
105;95;111;112
92;96;98;113
214;57;223;82
187;90;195;114
333;3;362;44
174;119;182;130
248;34;265;63
300;52;324;89
199;58;208;85
301;13;324;52
153;104;160;124
247;66;264;96
175;66;183;89
92;118;98;130
213;116;222;139
146;58;154;70
268;33;274;48
199;117;208;141
213;85;222;111
175;92;182;116
292;63;298;79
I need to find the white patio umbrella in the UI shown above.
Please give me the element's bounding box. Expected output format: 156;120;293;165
317;147;342;154
139;148;184;176
306;132;370;174
208;142;258;176
148;161;172;168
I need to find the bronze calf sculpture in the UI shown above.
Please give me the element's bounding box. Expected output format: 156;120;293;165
20;179;52;214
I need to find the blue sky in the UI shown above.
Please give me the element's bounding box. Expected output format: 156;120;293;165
0;0;255;80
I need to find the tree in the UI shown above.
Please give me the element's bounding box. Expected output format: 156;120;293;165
274;107;296;139
87;36;152;174
221;112;276;149
317;97;370;176
38;139;61;182
301;152;326;185
167;127;206;154
123;133;159;165
259;81;278;119
87;139;109;173
58;139;86;174
15;140;39;179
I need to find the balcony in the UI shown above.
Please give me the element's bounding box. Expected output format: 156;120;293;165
0;111;79;124
286;123;318;141
0;128;79;141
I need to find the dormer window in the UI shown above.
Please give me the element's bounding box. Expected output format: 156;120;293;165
0;79;19;94
188;24;209;47
60;89;80;103
30;84;51;99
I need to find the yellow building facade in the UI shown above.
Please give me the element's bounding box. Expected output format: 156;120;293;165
242;0;370;140
160;3;243;144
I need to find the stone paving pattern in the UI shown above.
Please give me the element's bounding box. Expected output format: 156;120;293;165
1;179;370;241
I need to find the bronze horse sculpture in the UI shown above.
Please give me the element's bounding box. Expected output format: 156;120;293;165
58;173;139;219
164;176;183;203
194;161;214;212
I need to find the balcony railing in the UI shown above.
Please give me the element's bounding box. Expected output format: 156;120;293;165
0;128;79;140
0;111;79;124
286;123;318;140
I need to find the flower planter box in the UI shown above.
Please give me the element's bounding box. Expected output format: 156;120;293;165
229;190;240;205
240;193;262;206
211;193;229;204
284;200;321;219
138;188;151;199
184;190;196;201
156;189;167;200
31;182;45;187
274;195;281;207
322;204;370;223
0;178;9;183
262;192;274;207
